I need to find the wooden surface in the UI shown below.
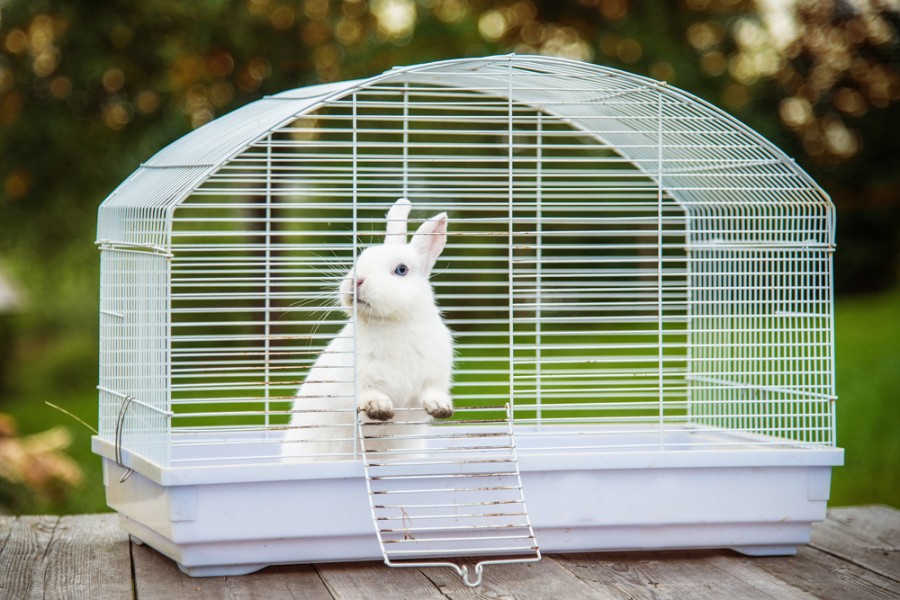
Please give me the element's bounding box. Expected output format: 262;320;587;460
1;506;897;599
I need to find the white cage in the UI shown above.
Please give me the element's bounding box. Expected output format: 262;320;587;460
94;55;843;581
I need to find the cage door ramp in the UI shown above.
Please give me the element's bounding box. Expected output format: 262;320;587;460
358;403;541;587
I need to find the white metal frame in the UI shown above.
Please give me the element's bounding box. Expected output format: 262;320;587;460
95;55;838;582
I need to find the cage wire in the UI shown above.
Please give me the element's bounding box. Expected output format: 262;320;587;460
97;55;836;581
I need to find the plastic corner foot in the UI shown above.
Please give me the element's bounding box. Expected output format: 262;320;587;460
177;562;269;577
732;545;798;557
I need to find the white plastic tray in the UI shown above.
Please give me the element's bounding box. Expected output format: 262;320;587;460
93;425;843;576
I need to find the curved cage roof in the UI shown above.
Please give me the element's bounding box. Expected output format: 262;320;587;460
97;54;833;250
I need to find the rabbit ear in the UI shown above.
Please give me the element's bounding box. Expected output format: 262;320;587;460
384;198;412;245
411;212;448;274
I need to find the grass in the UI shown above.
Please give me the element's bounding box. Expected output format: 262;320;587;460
1;286;897;514
830;285;900;507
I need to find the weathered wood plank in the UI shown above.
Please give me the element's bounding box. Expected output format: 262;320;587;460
132;541;229;600
132;542;336;600
223;564;335;600
3;506;895;599
38;514;134;600
0;516;19;595
811;505;900;581
0;515;14;553
418;556;622;599
315;561;448;599
702;552;825;600
0;515;58;599
753;545;900;600
555;550;819;600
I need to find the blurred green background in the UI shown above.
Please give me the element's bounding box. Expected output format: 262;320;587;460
0;0;897;514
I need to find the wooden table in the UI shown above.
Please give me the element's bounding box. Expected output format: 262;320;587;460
1;505;897;599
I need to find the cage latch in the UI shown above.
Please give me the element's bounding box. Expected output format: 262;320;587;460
114;395;135;483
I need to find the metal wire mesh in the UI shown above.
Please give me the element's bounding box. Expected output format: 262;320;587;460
96;55;836;477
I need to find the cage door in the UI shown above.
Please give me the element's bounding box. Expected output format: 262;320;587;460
358;404;540;587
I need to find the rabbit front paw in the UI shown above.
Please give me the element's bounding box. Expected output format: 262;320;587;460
359;390;395;421
422;388;453;419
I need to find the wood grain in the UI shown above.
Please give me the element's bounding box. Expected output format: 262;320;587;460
555;550;818;600
2;506;898;599
0;515;58;599
39;514;134;600
812;505;900;582
418;556;620;600
132;541;336;600
224;564;334;600
132;541;229;600
315;561;447;600
0;515;14;553
753;545;900;600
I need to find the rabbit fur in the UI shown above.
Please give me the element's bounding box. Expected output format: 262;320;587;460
282;199;454;460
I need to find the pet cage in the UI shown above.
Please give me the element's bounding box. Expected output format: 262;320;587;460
94;55;843;582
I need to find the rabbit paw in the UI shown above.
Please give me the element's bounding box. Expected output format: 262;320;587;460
359;390;395;421
423;388;453;419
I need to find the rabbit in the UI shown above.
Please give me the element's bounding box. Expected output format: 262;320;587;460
282;198;454;461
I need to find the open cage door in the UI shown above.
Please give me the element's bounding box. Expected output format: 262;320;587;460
358;404;540;587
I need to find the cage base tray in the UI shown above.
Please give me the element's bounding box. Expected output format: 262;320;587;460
95;425;843;577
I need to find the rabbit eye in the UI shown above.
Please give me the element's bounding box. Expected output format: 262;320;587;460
393;264;409;277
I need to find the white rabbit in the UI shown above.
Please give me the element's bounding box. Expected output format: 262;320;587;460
282;198;454;460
